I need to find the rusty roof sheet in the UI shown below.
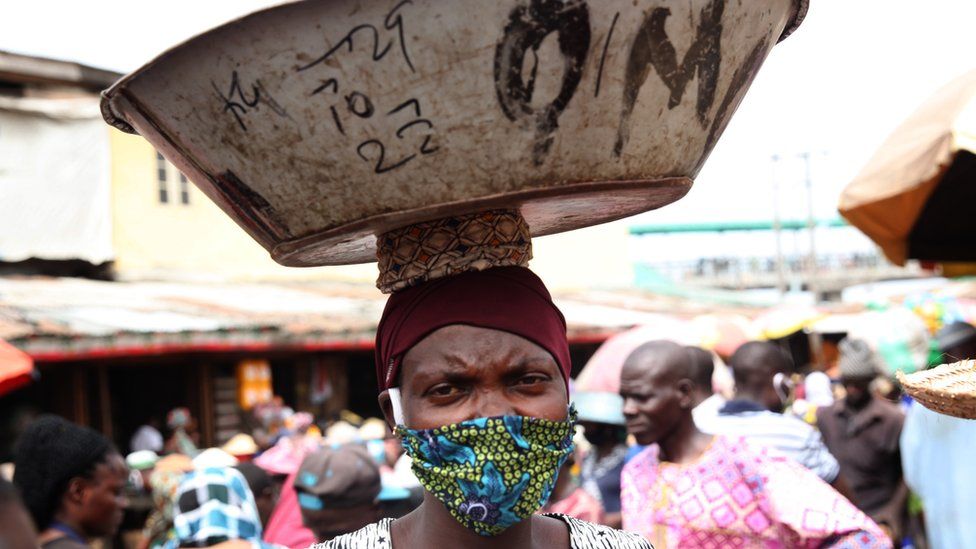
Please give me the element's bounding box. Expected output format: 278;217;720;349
0;276;737;359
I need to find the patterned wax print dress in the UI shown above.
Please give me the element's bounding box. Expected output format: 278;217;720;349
620;436;891;548
310;514;652;548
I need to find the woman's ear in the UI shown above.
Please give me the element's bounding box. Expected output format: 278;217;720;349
378;390;396;431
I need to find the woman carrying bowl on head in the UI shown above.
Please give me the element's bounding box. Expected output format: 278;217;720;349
312;216;651;549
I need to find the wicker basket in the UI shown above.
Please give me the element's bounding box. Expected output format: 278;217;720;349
897;360;976;419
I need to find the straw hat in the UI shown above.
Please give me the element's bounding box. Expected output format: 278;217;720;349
359;418;389;441
154;453;194;474
325;421;360;447
192;448;239;469
221;434;259;458
897;360;976;419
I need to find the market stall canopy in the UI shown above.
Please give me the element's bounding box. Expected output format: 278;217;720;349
752;304;825;340
0;338;33;396
839;69;976;266
101;0;807;267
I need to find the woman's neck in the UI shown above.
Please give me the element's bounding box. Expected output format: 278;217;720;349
392;492;565;549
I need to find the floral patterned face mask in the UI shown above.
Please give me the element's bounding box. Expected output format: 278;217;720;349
395;407;576;536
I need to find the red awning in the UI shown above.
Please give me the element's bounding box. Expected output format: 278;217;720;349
0;339;33;396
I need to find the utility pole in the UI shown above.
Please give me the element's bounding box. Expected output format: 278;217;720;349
771;154;787;299
800;152;818;303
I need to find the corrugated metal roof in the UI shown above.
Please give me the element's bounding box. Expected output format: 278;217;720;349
0;276;738;360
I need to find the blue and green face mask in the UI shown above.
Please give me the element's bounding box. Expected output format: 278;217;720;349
395;408;576;536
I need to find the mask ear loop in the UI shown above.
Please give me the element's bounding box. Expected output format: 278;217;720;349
772;372;793;404
388;387;405;426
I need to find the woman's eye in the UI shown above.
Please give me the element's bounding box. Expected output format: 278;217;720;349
517;375;546;386
428;384;461;397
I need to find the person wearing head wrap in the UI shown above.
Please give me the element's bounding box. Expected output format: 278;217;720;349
164;467;283;549
816;339;907;542
13;415;128;549
165;408;199;457
143;454;194;549
314;252;650;548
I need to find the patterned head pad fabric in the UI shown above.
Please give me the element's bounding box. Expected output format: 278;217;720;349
376;209;532;294
166;467;265;549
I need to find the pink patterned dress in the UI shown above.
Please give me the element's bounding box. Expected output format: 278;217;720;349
621;436;891;548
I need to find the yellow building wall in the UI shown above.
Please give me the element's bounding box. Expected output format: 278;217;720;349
109;129;374;283
109;129;634;289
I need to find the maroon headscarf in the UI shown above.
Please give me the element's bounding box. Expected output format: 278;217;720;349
374;266;570;391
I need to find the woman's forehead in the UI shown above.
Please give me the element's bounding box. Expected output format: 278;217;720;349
402;325;557;376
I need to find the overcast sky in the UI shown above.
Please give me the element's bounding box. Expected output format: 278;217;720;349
2;0;973;230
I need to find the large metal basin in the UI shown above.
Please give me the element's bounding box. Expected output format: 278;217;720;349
102;0;807;265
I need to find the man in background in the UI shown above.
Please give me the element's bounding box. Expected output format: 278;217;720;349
686;346;725;426
697;341;843;485
817;339;906;542
618;340;887;547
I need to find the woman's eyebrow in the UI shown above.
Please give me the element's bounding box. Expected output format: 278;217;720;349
501;357;560;378
440;371;479;385
412;361;480;384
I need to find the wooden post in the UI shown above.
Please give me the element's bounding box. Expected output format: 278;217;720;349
72;367;89;426
325;355;349;419
97;364;113;439
198;363;215;448
295;359;310;413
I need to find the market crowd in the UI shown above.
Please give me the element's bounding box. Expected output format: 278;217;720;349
3;321;975;549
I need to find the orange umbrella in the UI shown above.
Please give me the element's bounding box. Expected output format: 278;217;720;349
0;339;33;396
839;70;976;265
